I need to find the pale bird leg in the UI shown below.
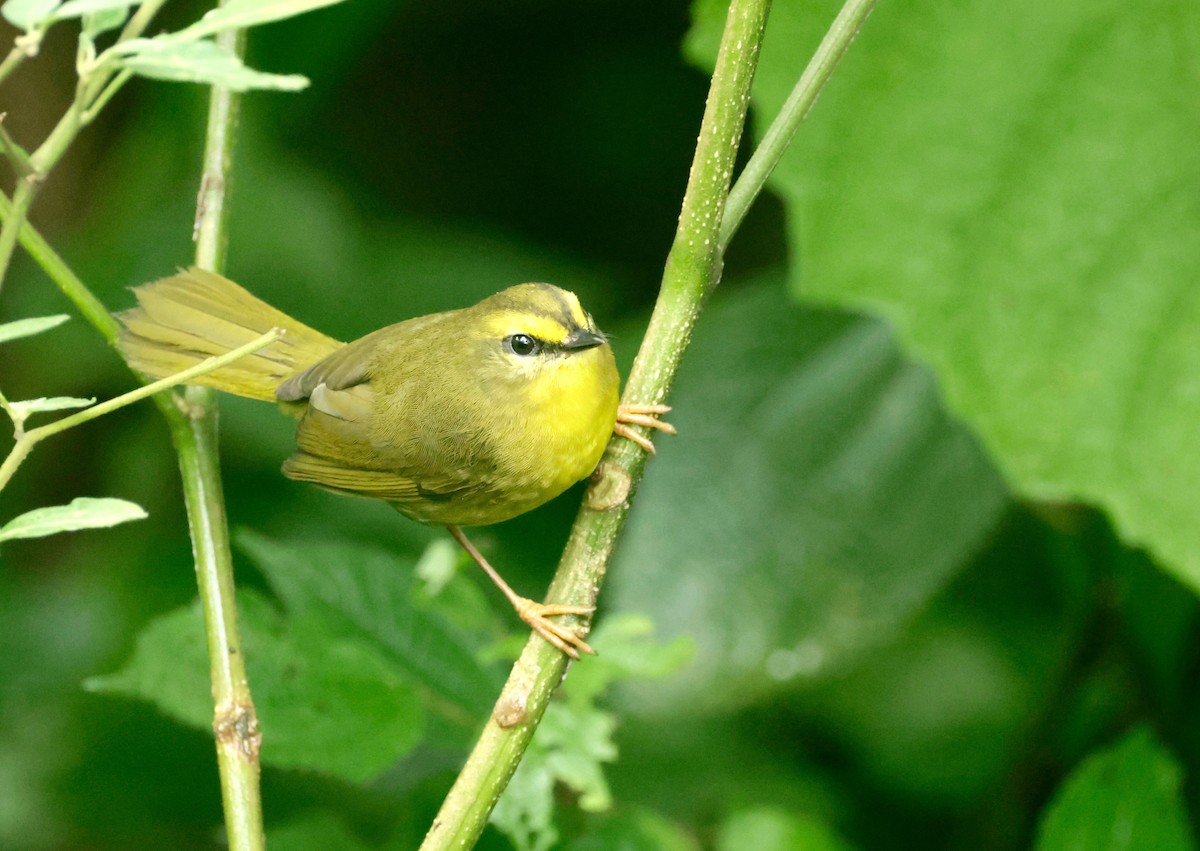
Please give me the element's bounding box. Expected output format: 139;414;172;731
614;403;676;454
447;525;595;659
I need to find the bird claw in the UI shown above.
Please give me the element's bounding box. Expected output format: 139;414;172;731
615;403;676;454
512;597;596;659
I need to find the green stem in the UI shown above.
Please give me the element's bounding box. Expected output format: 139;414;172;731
0;177;37;289
178;19;263;851
719;0;877;252
0;330;282;494
0;45;27;88
0;118;33;177
118;0;171;43
419;1;772;847
82;69;133;124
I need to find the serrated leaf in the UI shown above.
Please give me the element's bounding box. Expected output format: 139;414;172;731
0;497;146;542
177;0;345;42
492;704;618;851
0;0;61;30
88;591;424;783
1034;727;1195;851
236;532;502;715
117;38;309;91
0;315;68;345
611;280;1008;714
7;396;95;420
689;0;1200;590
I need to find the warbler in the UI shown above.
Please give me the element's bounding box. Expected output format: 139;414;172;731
118;268;672;657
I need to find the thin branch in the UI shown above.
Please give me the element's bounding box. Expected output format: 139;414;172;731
0;330;283;493
0;45;28;88
419;0;773;846
174;17;264;851
0;115;33;177
720;0;877;252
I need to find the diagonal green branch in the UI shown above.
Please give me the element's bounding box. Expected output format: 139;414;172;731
720;0;877;251
419;0;773;847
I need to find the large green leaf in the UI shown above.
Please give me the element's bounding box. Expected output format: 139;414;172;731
88;591;423;783
610;280;1007;713
688;0;1200;588
236;532;503;716
1034;727;1195;851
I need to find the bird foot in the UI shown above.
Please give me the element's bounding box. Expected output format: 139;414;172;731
614;403;676;454
512;596;596;659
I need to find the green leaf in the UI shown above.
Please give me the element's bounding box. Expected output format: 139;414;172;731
116;38;309;91
236;532;502;715
1034;727;1195;851
610;280;1008;714
88;591;424;783
491;704;618;851
717;808;855;851
565;614;694;710
176;0;346;42
0;0;60;30
51;0;133;22
80;3;129;36
0;314;69;344
0;497;146;542
7;396;95;420
690;0;1200;589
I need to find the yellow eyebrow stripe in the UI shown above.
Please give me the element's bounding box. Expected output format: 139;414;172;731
489;310;574;345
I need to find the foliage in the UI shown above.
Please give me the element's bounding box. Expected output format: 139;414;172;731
1;0;1197;848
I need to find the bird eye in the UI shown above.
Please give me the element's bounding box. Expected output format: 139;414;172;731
505;333;541;357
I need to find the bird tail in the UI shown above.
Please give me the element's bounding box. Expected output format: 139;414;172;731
117;268;343;402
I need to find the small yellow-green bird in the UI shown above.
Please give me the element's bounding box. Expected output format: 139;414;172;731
118;268;672;657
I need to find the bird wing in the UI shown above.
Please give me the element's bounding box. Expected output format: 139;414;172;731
281;379;477;506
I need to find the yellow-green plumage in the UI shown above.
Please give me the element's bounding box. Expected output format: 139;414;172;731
118;268;620;527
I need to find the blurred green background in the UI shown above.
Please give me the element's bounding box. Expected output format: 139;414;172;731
1;0;1198;848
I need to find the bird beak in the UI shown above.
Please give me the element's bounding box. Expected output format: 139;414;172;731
563;327;607;351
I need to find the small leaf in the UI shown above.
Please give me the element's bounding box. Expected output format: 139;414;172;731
565;614;694;709
491;703;618;851
7;396;96;420
0;0;61;30
0;497;146;542
81;4;129;36
117;38;309;92
1034;727;1195;851
178;0;345;41
0;314;69;345
51;0;133;22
